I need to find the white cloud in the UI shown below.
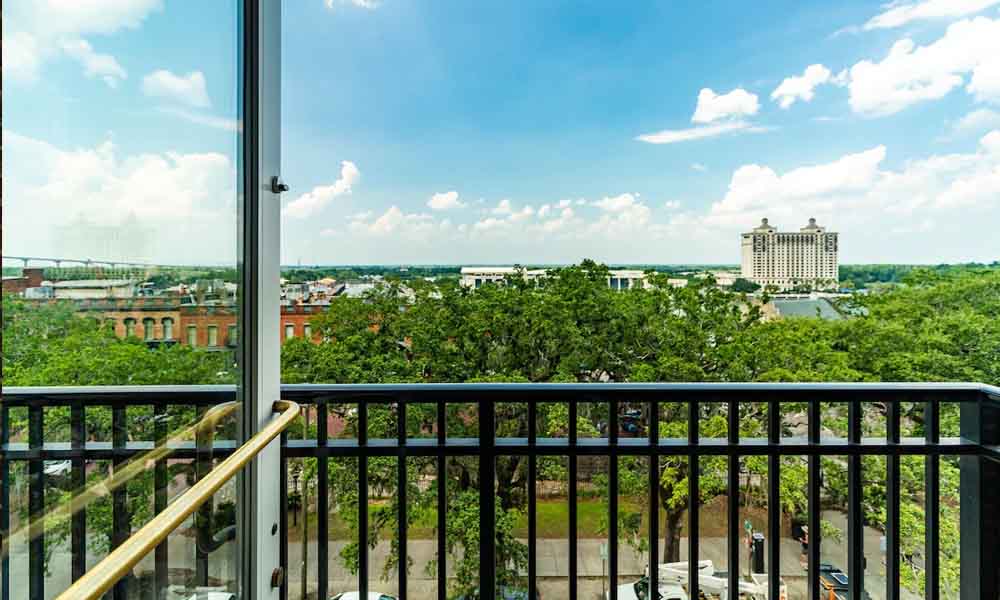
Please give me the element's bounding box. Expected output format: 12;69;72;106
863;0;1000;30
59;38;126;87
690;163;708;172
2;129;236;264
692;88;760;124
675;131;1000;261
587;193;653;235
509;205;535;222
427;190;465;211
636;121;767;145
347;210;374;221
951;108;1000;136
594;193;640;212
325;0;380;9
846;17;1000;116
142;70;211;108
156;107;242;132
704;146;887;226
2;32;42;84
282;161;360;218
539;207;577;233
967;57;1000;103
286;134;1000;264
472;217;509;232
3;0;161;84
492;199;514;215
771;64;832;109
351;206;435;236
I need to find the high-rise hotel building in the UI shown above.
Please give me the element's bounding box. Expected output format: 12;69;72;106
740;218;839;290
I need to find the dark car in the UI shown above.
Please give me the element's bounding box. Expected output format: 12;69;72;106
620;409;644;436
819;563;872;600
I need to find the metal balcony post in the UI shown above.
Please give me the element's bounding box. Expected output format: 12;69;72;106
960;393;1000;600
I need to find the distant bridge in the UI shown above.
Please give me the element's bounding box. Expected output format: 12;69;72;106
2;255;196;270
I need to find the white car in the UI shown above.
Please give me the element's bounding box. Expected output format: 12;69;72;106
608;577;687;600
330;593;398;600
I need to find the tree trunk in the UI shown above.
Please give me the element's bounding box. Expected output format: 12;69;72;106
662;507;685;563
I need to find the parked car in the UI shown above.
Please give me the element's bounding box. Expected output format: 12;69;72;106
452;586;539;600
330;593;397;600
818;564;872;600
608;576;687;600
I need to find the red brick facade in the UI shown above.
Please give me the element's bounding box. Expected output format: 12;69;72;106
22;298;326;347
2;268;44;295
33;298;327;348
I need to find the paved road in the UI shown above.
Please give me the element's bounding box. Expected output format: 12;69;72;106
7;510;924;600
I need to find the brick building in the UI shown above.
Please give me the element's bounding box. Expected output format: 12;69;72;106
30;298;326;348
1;268;44;295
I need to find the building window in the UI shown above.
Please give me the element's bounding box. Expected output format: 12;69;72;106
143;317;156;341
124;318;136;338
162;318;174;340
207;325;219;347
187;325;198;347
285;324;295;339
303;323;312;338
227;325;238;346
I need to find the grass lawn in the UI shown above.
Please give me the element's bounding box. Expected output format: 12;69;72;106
288;497;666;541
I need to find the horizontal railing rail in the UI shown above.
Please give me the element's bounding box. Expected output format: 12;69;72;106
2;383;999;600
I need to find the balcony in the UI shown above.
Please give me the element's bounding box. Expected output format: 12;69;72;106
2;383;999;600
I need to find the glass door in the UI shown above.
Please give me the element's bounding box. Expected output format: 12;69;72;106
1;1;273;598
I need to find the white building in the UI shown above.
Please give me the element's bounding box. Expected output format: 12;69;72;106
460;266;654;290
51;279;137;299
740;218;838;290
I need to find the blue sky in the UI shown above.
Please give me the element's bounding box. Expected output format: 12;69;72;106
5;1;1000;265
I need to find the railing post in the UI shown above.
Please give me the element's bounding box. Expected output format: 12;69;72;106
960;393;1000;600
479;397;496;600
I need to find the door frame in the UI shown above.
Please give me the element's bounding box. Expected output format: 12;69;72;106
239;1;282;598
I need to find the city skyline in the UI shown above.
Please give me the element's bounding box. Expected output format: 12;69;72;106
4;1;1000;265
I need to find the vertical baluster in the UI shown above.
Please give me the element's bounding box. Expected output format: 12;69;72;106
847;400;863;600
925;398;940;600
887;400;901;600
194;405;210;588
479;396;496;600
436;396;446;600
569;398;577;600
71;401;86;583
398;398;408;598
111;404;128;600
1;402;8;600
28;404;44;600
727;399;739;598
527;399;537;600
767;397;780;600
808;399;821;600
688;398;699;599
609;396;618;600
359;399;368;600
317;400;329;600
648;397;659;600
153;404;168;597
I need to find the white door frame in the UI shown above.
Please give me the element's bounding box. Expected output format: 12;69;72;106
240;1;282;598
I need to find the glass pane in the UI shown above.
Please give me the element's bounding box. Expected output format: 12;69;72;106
2;1;244;598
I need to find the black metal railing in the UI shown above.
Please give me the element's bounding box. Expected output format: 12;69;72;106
3;383;1000;600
